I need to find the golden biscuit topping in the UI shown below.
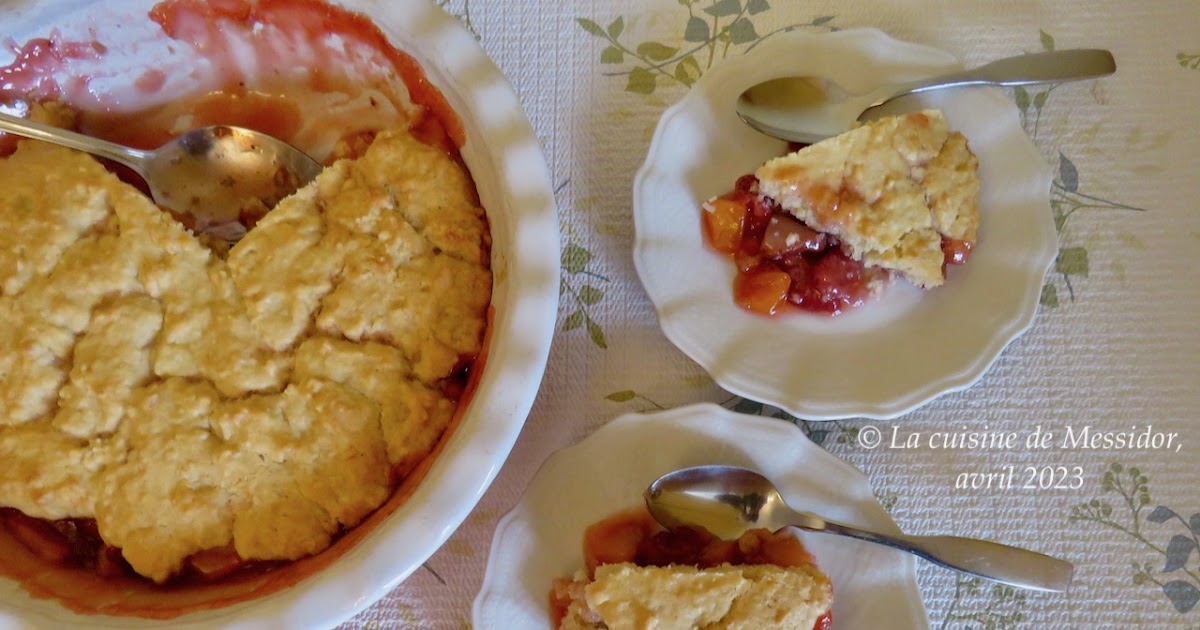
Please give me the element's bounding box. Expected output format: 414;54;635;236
559;562;834;630
553;508;833;630
755;109;980;288
0;128;490;583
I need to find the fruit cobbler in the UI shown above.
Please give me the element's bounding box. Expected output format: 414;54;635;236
0;0;491;616
551;507;833;630
702;109;980;316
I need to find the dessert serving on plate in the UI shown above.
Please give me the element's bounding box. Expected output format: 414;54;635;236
0;0;499;618
633;29;1057;418
474;404;928;628
702;109;980;316
551;506;833;630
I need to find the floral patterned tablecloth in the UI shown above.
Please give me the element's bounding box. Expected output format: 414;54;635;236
349;1;1200;627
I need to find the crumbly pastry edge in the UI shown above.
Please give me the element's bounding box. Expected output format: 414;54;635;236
754;109;981;289
0;127;492;583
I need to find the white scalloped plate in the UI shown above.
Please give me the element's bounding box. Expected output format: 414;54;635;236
632;29;1056;420
473;404;929;630
0;1;558;628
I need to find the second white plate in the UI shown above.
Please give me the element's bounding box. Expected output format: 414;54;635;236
473;404;929;629
632;29;1056;420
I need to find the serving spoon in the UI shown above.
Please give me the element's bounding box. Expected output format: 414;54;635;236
644;465;1074;592
0;111;323;230
736;48;1116;144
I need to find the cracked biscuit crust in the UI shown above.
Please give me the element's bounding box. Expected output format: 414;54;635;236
559;563;833;630
755;109;980;288
0;128;491;583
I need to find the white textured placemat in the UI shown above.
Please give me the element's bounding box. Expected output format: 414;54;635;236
349;0;1200;627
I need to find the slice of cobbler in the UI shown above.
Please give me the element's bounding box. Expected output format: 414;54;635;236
556;562;832;630
702;109;980;316
756;108;980;288
551;508;833;630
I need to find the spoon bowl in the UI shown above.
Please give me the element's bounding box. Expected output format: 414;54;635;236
736;48;1116;144
0;112;323;235
645;465;1074;592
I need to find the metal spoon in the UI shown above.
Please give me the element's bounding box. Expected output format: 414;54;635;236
644;465;1074;592
0;111;323;230
736;48;1116;144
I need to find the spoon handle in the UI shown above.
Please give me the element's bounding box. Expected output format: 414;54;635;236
0;112;151;173
890;49;1116;99
812;517;1074;592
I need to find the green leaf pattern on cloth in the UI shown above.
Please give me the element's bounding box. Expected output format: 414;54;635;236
939;579;1030;629
560;233;610;348
1013;30;1151;307
576;0;839;96
1071;463;1200;615
571;11;1188;626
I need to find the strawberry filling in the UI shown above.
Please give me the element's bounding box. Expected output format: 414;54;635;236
702;173;970;316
